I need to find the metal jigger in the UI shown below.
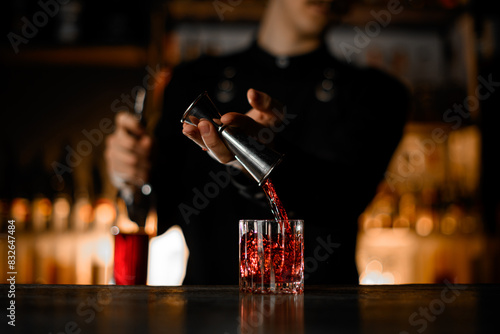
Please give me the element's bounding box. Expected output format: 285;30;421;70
181;92;284;186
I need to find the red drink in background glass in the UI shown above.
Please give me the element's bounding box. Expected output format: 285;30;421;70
113;229;149;285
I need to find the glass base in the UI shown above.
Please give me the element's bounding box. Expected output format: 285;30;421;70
239;280;304;294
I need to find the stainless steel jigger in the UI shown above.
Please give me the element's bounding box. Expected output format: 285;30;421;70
181;91;284;186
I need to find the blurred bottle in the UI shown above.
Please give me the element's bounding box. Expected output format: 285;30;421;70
90;163;114;284
72;188;94;284
55;0;82;44
0;219;6;283
52;146;75;283
9;197;32;279
112;87;157;285
32;144;74;284
0;140;13;223
91;197;115;284
52;194;75;284
13;149;51;284
119;87;154;231
32;197;55;284
0;140;13;283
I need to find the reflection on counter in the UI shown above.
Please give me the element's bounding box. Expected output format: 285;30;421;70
147;290;187;333
239;294;304;334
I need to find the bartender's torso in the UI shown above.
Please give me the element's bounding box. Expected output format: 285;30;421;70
155;41;408;285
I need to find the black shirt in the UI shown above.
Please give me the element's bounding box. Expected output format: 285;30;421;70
154;41;409;285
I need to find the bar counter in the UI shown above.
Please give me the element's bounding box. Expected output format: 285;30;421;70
1;284;498;333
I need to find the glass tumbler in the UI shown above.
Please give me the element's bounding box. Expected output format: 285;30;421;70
239;220;304;294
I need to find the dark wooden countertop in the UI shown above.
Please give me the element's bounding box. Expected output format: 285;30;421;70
1;284;498;333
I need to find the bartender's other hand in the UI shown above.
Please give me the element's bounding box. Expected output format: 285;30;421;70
105;112;152;190
182;89;284;165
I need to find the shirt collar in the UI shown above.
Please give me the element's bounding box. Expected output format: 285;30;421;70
249;40;332;71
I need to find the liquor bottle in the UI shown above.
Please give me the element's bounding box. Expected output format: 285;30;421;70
16;150;51;284
19;195;49;284
7;197;32;282
0;141;12;283
52;193;75;284
91;197;115;285
113;87;156;285
32;144;73;284
0;219;7;283
71;188;94;284
89;161;115;285
120;87;154;229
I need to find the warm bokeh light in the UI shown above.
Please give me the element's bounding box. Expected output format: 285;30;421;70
31;197;52;230
37;198;53;217
53;197;71;218
145;210;158;236
415;216;434;237
78;203;94;224
360;260;396;285
11;198;30;224
94;198;116;226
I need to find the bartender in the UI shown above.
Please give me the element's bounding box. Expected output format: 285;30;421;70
105;0;409;285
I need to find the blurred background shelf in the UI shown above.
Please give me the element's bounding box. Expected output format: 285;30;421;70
168;0;266;22
0;45;148;68
0;0;466;68
167;0;463;25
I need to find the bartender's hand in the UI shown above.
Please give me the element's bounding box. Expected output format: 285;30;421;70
182;89;285;164
105;112;153;190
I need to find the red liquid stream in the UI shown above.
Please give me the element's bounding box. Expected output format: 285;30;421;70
240;179;303;291
261;178;288;222
114;231;149;285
